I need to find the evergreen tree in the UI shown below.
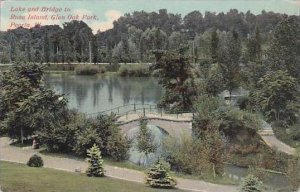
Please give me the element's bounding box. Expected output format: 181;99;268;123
240;174;262;192
247;26;262;63
210;28;219;63
86;144;105;177
152;49;196;111
146;160;176;188
245;26;264;89
136;118;157;165
218;29;242;98
92;36;99;64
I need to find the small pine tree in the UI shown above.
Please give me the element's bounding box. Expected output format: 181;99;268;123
240;174;262;192
136;118;157;165
146;160;176;188
86;144;105;177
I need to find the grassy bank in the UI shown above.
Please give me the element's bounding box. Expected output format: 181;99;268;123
118;64;151;77
0;161;184;192
74;65;106;75
44;63;152;76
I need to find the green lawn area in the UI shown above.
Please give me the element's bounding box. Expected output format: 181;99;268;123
0;161;185;192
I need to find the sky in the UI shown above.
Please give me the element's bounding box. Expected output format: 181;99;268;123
0;0;300;32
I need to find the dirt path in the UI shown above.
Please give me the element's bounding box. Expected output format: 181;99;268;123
0;137;237;192
258;120;296;155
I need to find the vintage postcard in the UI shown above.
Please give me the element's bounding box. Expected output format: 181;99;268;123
0;0;299;191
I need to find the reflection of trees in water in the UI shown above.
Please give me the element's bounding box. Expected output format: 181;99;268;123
92;77;105;106
107;75;121;103
122;78;132;104
46;74;164;111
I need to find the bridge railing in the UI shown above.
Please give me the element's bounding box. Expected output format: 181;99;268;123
86;103;194;120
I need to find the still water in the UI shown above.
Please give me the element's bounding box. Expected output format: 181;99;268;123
45;73;163;114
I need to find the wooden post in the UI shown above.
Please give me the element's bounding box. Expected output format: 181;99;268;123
143;108;145;117
134;103;136;112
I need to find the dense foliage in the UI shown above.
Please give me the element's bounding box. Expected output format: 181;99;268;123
254;70;298;125
152;49;196;111
0;63;67;142
1;10;296;64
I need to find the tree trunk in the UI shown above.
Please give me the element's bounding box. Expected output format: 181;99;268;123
20;127;24;144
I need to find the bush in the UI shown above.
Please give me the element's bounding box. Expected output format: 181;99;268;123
27;154;44;167
73;114;130;161
240;174;262;192
163;132;225;176
237;96;250;110
105;63;120;72
75;65;105;75
118;65;150;77
37;109;85;153
146;160;176;188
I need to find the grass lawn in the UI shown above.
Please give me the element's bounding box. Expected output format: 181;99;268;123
0;161;185;192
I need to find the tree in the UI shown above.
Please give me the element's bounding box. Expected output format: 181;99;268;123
256;70;298;125
146;160;176;188
0;63;61;143
243;27;265;90
247;26;262;63
267;17;300;79
210;28;219;62
92;36;99;64
240;174;262;192
136;118;157;165
218;30;242;97
86;144;105;177
73;114;130;161
203;64;224;96
152;49;196;111
43;34;50;63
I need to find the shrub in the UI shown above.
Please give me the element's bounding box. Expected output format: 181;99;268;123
237;96;250;110
27;154;44;167
86;144;105;177
163;132;226;177
37;109;85;153
105;63;120;72
75;65;104;75
146;160;176;188
240;174;262;192
73;114;130;161
118;65;150;77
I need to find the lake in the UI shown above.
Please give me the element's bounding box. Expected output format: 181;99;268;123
45;73;164;114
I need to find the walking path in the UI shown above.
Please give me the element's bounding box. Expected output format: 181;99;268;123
0;137;238;192
258;120;296;155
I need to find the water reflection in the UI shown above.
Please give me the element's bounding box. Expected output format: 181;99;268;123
45;73;163;114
